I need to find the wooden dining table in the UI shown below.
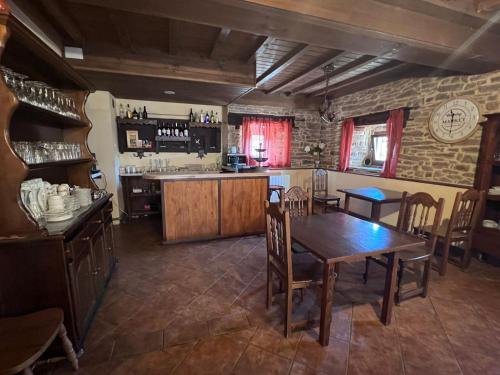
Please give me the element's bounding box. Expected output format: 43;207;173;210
337;186;403;222
291;212;424;346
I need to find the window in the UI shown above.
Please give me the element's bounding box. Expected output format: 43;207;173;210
249;134;265;158
349;124;387;170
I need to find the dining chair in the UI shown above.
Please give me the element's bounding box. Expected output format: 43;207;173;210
283;186;312;254
0;308;78;375
434;188;485;275
311;169;340;213
265;201;323;337
363;192;444;304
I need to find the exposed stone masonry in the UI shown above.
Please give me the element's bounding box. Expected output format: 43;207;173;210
229;70;500;186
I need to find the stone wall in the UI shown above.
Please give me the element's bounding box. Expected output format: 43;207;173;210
326;71;500;186
227;104;334;167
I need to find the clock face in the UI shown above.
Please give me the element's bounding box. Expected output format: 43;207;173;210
429;98;480;143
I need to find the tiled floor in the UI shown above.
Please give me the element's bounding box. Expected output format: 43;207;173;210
46;218;500;375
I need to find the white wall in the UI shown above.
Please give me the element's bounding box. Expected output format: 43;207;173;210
86;91;122;220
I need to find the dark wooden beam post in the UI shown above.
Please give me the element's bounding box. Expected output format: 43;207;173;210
246;36;272;63
257;43;310;85
210;27;231;59
108;12;136;53
40;0;85;46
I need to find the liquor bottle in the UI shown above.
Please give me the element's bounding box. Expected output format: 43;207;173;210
205;112;210;124
215;112;219;123
200;110;204;123
174;123;179;136
143;106;148;119
118;104;125;119
138;109;143;120
184;123;189;137
126;104;132;119
161;123;167;136
210;110;215;123
166;123;171;136
132;107;138;119
157;124;162;136
189;108;194;122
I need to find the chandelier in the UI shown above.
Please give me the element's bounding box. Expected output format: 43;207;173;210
318;63;336;123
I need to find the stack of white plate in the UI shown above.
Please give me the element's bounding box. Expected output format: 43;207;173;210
489;186;500;195
75;188;92;206
45;209;73;222
65;195;81;211
482;219;499;229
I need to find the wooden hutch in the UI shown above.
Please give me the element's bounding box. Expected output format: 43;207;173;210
0;2;115;352
473;113;500;260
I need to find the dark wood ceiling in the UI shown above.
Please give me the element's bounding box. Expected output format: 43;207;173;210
11;0;500;105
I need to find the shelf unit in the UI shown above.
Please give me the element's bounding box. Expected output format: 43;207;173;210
120;174;161;220
117;117;222;154
473;113;500;259
0;3;115;353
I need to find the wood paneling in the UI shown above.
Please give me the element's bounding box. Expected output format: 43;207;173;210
163;180;219;241
220;177;267;237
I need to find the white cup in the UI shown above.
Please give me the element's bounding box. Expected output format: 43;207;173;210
48;195;65;212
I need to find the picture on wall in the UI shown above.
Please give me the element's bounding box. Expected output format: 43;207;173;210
126;130;139;148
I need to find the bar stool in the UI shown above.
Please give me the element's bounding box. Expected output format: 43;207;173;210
0;308;78;375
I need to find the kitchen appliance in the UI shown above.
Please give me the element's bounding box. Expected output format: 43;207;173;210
222;153;256;172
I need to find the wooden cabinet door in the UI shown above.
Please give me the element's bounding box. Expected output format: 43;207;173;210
163;180;219;241
68;243;97;339
221;177;268;237
103;218;115;275
89;225;108;295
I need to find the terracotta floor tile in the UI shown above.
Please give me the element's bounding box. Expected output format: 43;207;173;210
289;362;329;375
171;334;248;375
232;344;292;374
112;330;164;358
163;319;210;347
208;312;250;335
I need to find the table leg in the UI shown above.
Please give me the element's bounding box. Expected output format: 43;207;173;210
371;203;381;222
319;262;336;346
381;251;399;325
344;196;350;213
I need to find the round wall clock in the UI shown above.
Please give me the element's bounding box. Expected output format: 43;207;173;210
429;98;481;143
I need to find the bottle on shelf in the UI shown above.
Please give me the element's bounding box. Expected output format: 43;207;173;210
205;112;210;124
199;110;204;123
210;110;215;124
174;123;179;137
119;104;125;119
157;122;163;136
189;108;194;122
215;112;219;123
132;107;138;119
184;123;189;137
126;104;132;119
138;109;143;120
166;123;171;136
143;106;148;119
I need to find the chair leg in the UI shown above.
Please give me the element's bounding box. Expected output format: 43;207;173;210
23;368;34;375
461;239;473;270
266;267;273;309
440;238;452;276
59;323;79;370
363;257;370;284
422;259;432;298
284;288;293;338
396;262;404;305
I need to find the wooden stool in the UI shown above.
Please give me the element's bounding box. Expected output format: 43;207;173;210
0;308;78;375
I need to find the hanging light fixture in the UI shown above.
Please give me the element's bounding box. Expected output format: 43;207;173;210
318;63;336;123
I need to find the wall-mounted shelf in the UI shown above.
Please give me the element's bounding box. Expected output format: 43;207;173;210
16;101;87;128
117;118;158;126
189;122;222;129
27;158;93;170
155;135;191;142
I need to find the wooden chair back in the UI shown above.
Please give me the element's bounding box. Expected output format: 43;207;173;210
446;188;484;236
312;169;328;196
265;200;293;285
396;191;445;254
283;186;313;217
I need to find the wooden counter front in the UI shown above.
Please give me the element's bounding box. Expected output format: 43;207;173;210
159;175;269;243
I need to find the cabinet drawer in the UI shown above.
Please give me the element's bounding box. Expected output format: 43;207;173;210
102;201;113;223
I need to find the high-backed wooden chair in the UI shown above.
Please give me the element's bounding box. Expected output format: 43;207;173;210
283;186;312;217
0;308;78;375
312;169;340;213
435;189;485;275
265;201;322;337
363;192;444;303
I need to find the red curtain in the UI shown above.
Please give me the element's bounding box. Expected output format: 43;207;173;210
338;118;354;172
242;117;292;168
381;109;404;178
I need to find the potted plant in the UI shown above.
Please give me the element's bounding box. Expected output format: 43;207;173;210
304;142;326;167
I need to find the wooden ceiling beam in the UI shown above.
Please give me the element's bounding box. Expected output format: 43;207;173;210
108;12;136;53
246;36;272;63
266;49;344;94
292;55;380;94
65;0;500;73
39;0;85;46
69;54;255;87
210;27;231;59
257;43;310;85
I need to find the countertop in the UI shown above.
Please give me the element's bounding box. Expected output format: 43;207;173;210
143;170;279;180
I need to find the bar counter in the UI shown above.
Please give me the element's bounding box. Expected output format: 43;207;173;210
143;171;278;243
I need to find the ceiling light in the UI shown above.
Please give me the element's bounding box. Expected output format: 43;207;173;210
163;90;175;95
318;63;336;124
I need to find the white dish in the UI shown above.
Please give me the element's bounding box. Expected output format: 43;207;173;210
45;209;73;222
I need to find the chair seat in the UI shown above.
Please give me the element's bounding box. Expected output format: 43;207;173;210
291;241;309;254
423;225;470;241
292;253;323;284
313;194;340;202
0;308;63;375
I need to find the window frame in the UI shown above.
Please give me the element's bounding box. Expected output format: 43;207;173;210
371;132;388;166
